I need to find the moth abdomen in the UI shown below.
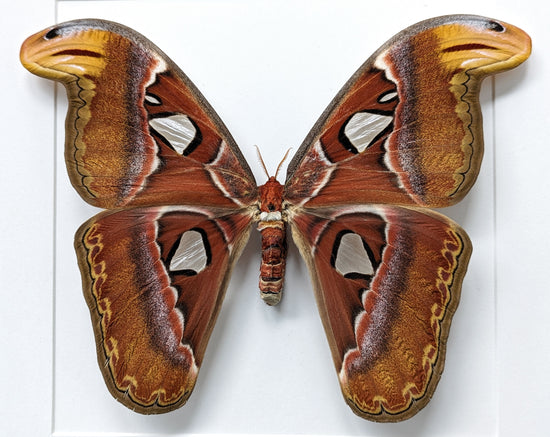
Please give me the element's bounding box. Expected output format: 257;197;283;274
257;176;287;305
257;219;287;306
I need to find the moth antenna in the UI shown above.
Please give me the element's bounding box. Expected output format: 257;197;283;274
254;145;271;178
275;148;292;179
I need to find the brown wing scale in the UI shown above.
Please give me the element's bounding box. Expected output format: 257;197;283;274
290;205;471;421
75;206;253;413
285;15;531;208
20;20;257;209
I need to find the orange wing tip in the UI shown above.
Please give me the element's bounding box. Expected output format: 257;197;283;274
20;24;109;82
434;18;532;76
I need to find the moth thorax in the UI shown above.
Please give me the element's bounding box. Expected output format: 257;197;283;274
258;176;284;215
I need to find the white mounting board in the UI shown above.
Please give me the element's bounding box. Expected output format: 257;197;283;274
2;1;547;436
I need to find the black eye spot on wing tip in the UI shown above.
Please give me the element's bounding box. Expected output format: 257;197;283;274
45;27;61;40
487;20;505;32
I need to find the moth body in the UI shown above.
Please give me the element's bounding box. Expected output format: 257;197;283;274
257;177;287;305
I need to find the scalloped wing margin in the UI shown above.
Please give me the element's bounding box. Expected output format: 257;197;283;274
75;206;253;413
290;205;471;421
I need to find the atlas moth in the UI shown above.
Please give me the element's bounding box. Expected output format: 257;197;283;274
20;15;530;422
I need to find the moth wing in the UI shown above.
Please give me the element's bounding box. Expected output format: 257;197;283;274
75;206;253;413
290;205;471;421
284;15;531;208
20;19;257;209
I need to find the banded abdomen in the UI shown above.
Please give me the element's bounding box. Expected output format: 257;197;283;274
257;176;287;305
258;216;287;305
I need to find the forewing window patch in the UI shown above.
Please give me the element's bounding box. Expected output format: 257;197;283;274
342;111;393;153
149;114;198;155
144;93;162;105
332;231;374;278
168;229;211;275
378;90;398;103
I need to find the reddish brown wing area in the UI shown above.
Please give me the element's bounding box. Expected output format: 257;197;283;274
75;206;252;413
290;205;471;421
20;19;257;209
285;15;531;208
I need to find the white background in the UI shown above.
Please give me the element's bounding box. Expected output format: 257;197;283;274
1;0;548;436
